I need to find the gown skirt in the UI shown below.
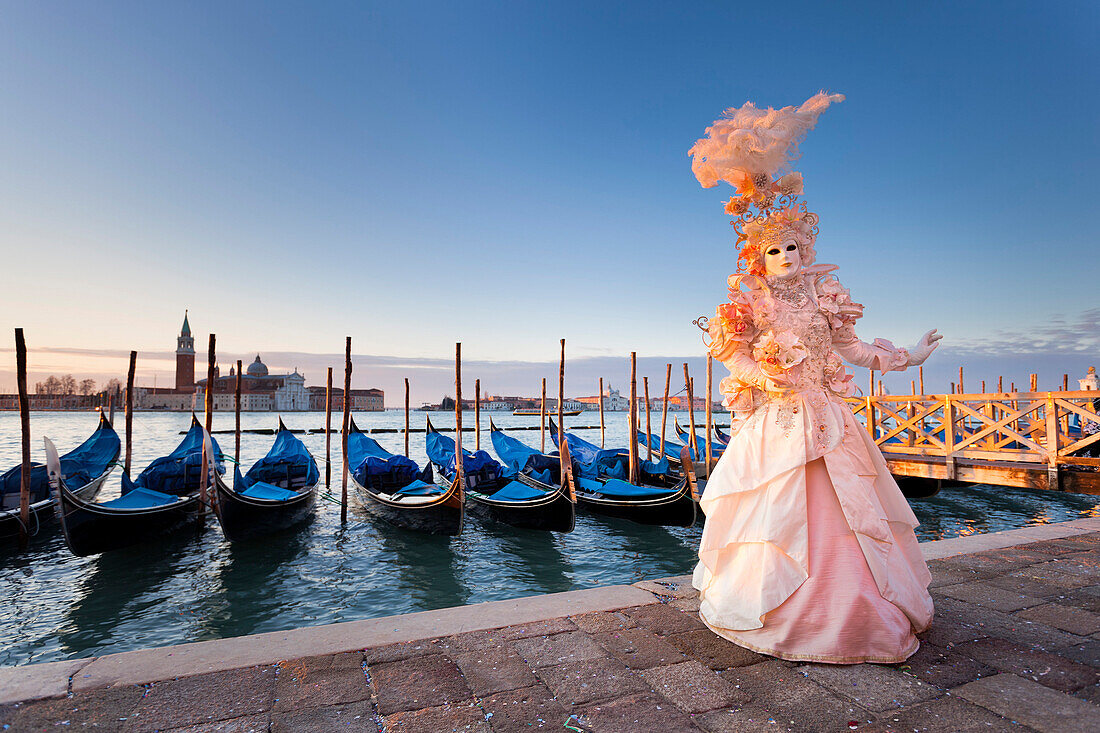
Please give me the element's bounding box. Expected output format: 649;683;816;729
693;397;933;664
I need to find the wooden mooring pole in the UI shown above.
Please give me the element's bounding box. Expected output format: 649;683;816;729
643;376;652;462
324;367;332;488
474;378;481;451
684;364;698;460
629;353;638;484
404;377;410;457
235;360;243;465
15;329;30;549
455;344;464;490
660;364;671;462
705;356;713;479
341;337;351;523
558;339;565;438
918;367;925;396
540;378;547;453
125;351;136;474
598;377;605;448
200;334;215;528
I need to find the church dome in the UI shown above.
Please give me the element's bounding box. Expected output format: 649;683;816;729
246;355;269;377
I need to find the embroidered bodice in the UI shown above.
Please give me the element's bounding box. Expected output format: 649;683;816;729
706;265;910;417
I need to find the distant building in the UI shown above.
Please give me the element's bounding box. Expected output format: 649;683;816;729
575;385;629;411
307;387;384;411
134;312;201;410
196;356;308;411
1080;367;1099;391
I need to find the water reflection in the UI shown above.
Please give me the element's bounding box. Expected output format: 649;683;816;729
478;523;573;594
204;525;313;638
57;532;199;655
375;523;467;611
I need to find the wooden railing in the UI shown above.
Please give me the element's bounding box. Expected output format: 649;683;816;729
846;391;1100;475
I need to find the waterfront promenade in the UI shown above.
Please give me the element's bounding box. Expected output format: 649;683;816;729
1;519;1098;732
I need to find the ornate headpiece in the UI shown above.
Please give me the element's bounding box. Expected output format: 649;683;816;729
689;92;843;275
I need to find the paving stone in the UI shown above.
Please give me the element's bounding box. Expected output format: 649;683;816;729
496;617;577;640
573;692;701;733
278;651;364;673
511;631;607;668
270;700;378;732
440;629;508;654
592;628;688;669
274;666;371;711
954;672;1100;733
1016;603;1100;636
1056;639;1100;667
861;696;1031;733
926;561;989;588
985;573;1080;600
1073;683;1100;705
534;656;648;706
362;637;445;664
935;596;1087;651
383;700;490;732
1007;563;1096;589
1017;537;1100;554
802;662;944;711
671;595;702;613
478;683;569;731
893;642;995;689
164;713;272;732
370;653;472;715
1047;552;1100;577
666;628;767;669
451;645;538;696
569;610;636;634
938;581;1047;612
1061;586;1100;613
127;666;276;732
955;637;1100;693
938;553;1026;578
0;685;144;732
641;660;748;713
982;548;1068;566
621;602;707;635
917;618;988;649
715;660;873;731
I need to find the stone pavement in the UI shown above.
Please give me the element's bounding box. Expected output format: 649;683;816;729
1;519;1098;732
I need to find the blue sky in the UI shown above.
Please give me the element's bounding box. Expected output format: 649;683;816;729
1;1;1097;402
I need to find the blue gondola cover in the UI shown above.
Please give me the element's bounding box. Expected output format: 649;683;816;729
134;421;224;496
1;418;120;506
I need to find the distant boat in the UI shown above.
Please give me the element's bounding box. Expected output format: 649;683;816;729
513;408;582;417
214;419;319;541
1;412;119;543
46;416;225;556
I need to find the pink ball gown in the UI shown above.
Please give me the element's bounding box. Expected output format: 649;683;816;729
693;266;934;664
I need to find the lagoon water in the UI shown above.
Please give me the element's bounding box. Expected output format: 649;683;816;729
1;409;1098;668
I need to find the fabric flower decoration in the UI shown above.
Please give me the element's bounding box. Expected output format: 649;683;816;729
752;329;809;377
719;375;757;412
774;172;804;196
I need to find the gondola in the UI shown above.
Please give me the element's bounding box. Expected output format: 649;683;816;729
345;418;463;535
46;416;225;556
213;419;320;541
634;430;685;470
714;423;731;445
545;419;698;527
425;417;574;532
674;418;726;460
1;412;120;542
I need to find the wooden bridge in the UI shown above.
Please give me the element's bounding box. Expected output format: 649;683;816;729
847;389;1100;495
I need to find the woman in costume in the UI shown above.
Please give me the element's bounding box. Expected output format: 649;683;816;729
690;92;941;663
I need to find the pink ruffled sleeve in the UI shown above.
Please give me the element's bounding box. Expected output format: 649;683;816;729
818;275;911;374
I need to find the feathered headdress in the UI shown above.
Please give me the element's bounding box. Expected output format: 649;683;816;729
689;92;843;275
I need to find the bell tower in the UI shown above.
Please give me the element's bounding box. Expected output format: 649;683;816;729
175;310;195;392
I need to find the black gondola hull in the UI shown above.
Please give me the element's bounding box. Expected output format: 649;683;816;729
55;484;202;557
466;485;575;533
0;472;108;542
351;479;463;535
214;476;317;542
576;480;697;527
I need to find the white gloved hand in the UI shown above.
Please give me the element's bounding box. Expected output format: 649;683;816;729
908;329;942;366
